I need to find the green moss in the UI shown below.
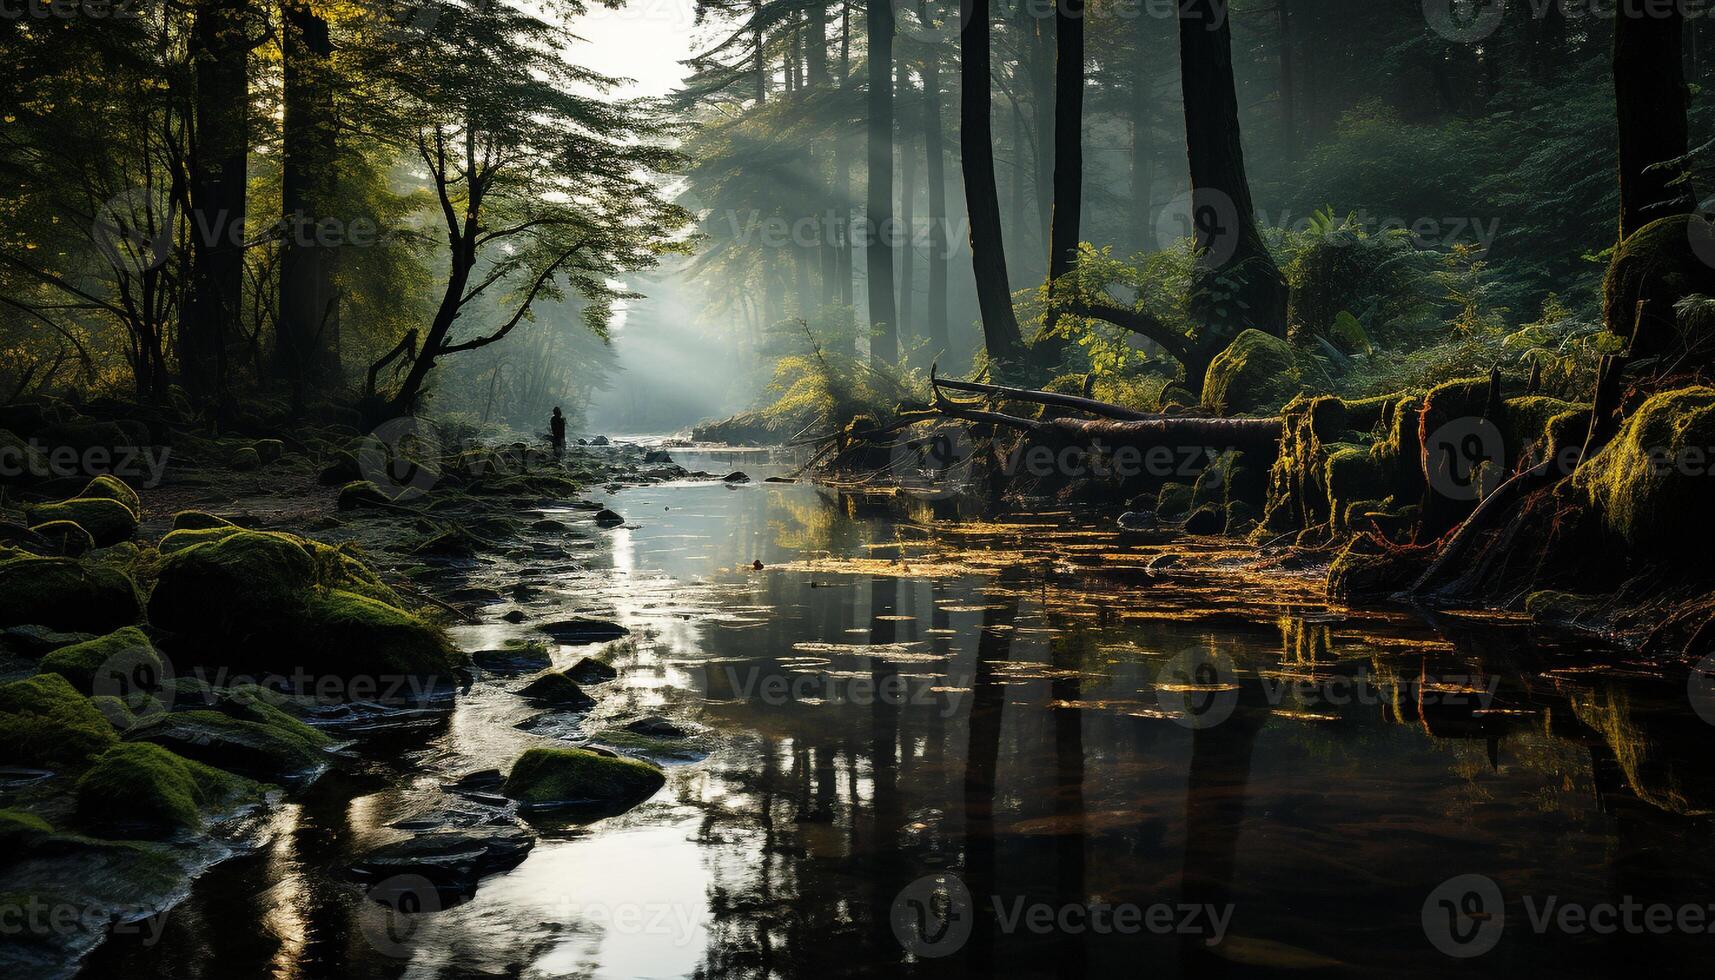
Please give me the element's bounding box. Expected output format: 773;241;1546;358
1501;395;1586;464
0;808;53;850
1156;483;1193;520
502;746;665;812
0;672;117;769
38;626;159;695
1573;386;1715;556
1201;329;1330;417
0;557;142;632
23;497;139;548
158;525;241;554
77;475;141;515
30;520;94;557
148;530;318;635
132;705;329;779
1524;590;1600;625
1324;443;1389;533
1328;311;1372;354
73;743;259;839
170;510;234;531
298;589;462;681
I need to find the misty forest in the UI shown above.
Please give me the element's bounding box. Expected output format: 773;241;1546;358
7;0;1715;976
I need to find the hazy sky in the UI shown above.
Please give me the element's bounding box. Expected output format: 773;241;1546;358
569;1;700;97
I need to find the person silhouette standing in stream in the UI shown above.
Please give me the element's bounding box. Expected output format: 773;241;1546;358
550;406;566;458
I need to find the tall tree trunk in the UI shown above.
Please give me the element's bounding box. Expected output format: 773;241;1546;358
1178;0;1287;341
278;0;338;406
836;4;855;313
1615;1;1695;239
1046;0;1082;284
922;37;951;362
898;65;918;352
1277;0;1297;160
182;0;251;409
753;0;768;104
1029;11;1055;262
866;0;897;365
961;0;1025;367
808;0;830;86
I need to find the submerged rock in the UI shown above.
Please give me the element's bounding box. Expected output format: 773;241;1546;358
623;715;689;739
566;657;619;684
470;642;552;676
351;825;534;893
518;671;597;709
501;746;665;816
1117;510;1154;530
537;618;629;645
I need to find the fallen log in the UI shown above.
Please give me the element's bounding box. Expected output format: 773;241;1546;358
930;366;1169;422
932;401;1281;454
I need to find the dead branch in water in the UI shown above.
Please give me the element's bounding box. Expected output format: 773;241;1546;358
930;398;1281;453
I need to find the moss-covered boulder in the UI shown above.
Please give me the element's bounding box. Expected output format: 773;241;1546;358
0;557;142;632
501;746;665;815
0;672;117;769
1573;386;1715;557
37;626;160;695
157;525;241;554
129;700;330;782
1202;329;1330;417
297;590;462;683
228;446;261;471
148;531;318;635
253;439;285;465
1324;443;1389;534
0;808;54;850
30;520;94;557
1605;214;1715;362
338;480;400;511
170;510;234;531
77;474;141;515
23;497;138;548
73;743;259;839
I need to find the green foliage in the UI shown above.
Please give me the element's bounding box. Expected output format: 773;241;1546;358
754;317;926;436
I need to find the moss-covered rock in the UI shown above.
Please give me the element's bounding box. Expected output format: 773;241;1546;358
0;808;53;850
501;746;664;815
1201;329;1329;417
1324;443;1390;534
77;474;141;515
1501;395;1587;466
1605;214;1715;362
73;743;259;839
0;557;142;632
228;446;261;471
129;702;330;781
253;439;285;465
297;590;462;683
337;480;400;511
1573;386;1715;557
37;626;160;695
23;497;138;548
148;531;318;635
30;520;94;557
0;672;117;769
157;526;240;554
170;510;234;531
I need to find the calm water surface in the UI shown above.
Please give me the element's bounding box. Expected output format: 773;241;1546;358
82;447;1715;978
